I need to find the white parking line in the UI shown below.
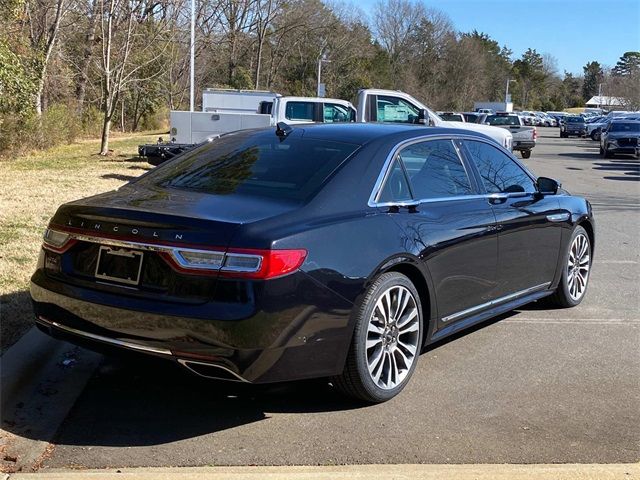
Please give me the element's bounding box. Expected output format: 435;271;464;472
596;260;638;264
502;318;640;325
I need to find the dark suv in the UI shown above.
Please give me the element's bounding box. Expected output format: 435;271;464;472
560;116;586;138
600;120;640;158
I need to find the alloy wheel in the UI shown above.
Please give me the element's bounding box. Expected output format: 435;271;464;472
366;286;420;390
567;233;590;301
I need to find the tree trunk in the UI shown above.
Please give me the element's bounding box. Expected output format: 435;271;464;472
100;114;111;155
32;0;66;115
76;0;99;112
34;74;45;115
254;35;264;89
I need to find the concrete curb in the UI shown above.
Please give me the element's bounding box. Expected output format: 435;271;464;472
1;326;102;473
6;464;640;479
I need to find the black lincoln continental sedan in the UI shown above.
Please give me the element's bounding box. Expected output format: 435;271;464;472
31;123;594;402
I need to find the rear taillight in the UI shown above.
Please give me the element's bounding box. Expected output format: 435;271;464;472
166;248;307;279
533;127;538;141
42;228;75;253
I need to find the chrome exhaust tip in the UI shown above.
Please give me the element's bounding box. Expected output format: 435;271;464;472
177;359;248;383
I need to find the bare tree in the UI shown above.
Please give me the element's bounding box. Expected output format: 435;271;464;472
25;0;70;114
97;0;172;154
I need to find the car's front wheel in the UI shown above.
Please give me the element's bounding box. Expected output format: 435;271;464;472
332;272;423;403
549;226;592;308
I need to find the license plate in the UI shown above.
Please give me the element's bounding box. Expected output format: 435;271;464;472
95;246;144;285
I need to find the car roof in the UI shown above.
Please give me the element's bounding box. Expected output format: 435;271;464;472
286;123;492;145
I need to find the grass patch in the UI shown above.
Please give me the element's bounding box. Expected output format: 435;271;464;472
0;132;159;352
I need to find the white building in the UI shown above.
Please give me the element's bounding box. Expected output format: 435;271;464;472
585;96;626;109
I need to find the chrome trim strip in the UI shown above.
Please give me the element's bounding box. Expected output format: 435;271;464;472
441;282;551;323
37;316;173;355
547;212;570;222
177;359;249;383
367;133;537;208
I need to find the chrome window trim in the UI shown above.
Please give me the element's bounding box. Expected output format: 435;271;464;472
368;133;533;208
441;282;551;323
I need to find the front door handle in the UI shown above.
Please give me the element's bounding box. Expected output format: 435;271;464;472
487;193;508;205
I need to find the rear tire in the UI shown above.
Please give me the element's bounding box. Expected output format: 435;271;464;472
521;149;532;159
332;272;423;403
548;226;591;308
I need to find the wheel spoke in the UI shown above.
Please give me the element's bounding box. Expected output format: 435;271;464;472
397;338;417;356
397;307;417;328
398;317;419;334
366;336;383;349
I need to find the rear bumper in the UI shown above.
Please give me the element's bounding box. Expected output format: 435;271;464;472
513;141;535;150
30;270;355;383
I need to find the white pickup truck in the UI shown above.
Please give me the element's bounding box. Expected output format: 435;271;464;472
481;112;536;158
140;88;513;164
355;89;513;151
140;92;356;164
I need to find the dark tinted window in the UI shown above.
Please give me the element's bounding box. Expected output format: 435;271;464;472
567;116;585;123
485;115;520;126
285;102;315;121
610;122;640;132
399;140;473;199
146;131;359;201
464;140;535;194
378;159;412;203
440;113;464;122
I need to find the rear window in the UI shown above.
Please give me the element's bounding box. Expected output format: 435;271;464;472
567;117;585;123
144;131;360;201
610;122;640;132
485;115;520;126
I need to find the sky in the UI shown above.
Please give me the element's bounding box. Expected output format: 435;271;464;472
357;0;640;75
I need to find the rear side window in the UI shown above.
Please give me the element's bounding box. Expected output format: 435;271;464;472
285;102;315;121
486;115;519;126
323;103;352;123
378;159;412;203
146;131;360;201
464;140;535;194
399;140;473;199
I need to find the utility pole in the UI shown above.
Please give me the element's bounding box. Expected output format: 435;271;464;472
505;78;516;104
317;53;330;97
190;0;195;112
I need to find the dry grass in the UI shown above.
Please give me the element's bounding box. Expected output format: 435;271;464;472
0;132;160;352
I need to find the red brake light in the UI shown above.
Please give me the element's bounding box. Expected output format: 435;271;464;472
162;247;307;279
221;249;307;279
533;127;538;140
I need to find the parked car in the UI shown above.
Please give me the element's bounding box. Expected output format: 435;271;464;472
483;112;536;158
437;112;466;122
599;120;640;158
518;111;538;126
585;116;608;140
560;116;587;137
31;123;594;403
462;112;488;124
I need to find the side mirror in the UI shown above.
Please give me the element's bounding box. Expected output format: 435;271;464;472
537;176;560;195
417;109;429;125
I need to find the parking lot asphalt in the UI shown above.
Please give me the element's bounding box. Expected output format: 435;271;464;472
38;128;640;469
